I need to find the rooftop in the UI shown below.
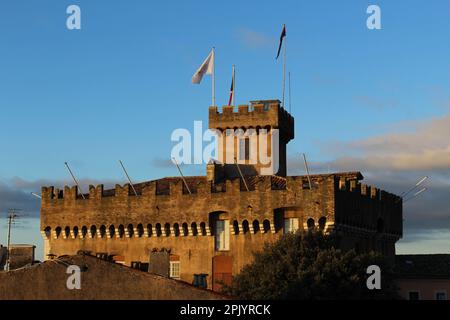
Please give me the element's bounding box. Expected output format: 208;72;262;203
395;254;450;279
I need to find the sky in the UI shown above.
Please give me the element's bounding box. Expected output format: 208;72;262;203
0;0;449;261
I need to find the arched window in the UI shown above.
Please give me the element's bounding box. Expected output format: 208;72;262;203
81;226;87;238
155;223;162;237
118;225;125;238
109;225;115;238
137;224;144;237
319;217;327;231
127;224;134;237
242;220;249;234
182;223;188;236
73;226;79;238
44;226;51;239
55;227;62;238
200;222;207;236
233;220;240;235
377;218;384;233
99;225;106;238
174;223;180;236
191;222;198;236
90;225;97;238
164;223;171;236
64;226;71;238
253;220;260;233
147;224;153;237
307;218;315;230
263;219;271;233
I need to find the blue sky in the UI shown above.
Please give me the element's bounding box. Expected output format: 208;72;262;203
0;0;449;261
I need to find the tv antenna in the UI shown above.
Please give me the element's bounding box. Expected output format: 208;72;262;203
4;209;22;271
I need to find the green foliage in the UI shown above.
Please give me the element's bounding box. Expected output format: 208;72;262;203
223;232;399;300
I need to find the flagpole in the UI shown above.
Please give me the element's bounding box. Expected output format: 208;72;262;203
288;71;291;113
212;47;215;106
232;65;236;106
282;28;287;108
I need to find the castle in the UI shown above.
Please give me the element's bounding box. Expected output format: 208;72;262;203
40;100;403;291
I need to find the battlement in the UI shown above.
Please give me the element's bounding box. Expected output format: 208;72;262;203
337;177;401;204
208;100;294;140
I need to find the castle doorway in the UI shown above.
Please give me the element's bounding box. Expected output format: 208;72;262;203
212;255;232;292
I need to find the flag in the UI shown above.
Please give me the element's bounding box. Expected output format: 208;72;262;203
228;66;235;106
276;24;286;59
192;49;215;84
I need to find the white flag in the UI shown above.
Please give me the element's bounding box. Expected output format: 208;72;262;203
192;49;214;84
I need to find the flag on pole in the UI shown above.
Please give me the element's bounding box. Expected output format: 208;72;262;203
228;65;235;106
276;24;286;59
192;49;215;84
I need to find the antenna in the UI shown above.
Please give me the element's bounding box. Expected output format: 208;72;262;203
119;160;138;196
31;192;42;199
171;158;192;195
234;157;249;192
288;71;292;113
5;209;22;271
64;162;86;199
397;176;429;202
302;153;312;190
404;187;427;203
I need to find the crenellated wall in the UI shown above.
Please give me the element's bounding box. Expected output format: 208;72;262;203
40;172;402;289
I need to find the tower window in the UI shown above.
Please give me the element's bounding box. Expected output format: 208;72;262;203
284;218;299;234
215;220;230;251
239;137;250;161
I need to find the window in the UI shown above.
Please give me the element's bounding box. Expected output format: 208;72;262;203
436;291;447;300
215;220;230;251
239;137;250;161
170;261;180;279
284;218;299;234
408;291;420;300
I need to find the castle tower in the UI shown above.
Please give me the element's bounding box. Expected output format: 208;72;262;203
208;100;294;177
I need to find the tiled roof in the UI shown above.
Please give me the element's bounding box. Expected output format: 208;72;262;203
395;254;450;279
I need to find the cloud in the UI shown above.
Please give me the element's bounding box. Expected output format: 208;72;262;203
235;27;275;48
320;114;450;172
354;95;399;111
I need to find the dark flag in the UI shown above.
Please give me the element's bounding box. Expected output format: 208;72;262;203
228;67;235;106
276;24;286;59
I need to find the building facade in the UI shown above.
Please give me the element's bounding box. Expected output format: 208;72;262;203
40;100;403;291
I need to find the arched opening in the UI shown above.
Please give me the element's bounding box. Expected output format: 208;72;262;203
64;226;70;238
318;217;327;231
253;220;260;233
44;226;51;239
118;224;125;238
147;224;153;237
81;226;87;238
137;224;144;237
377;218;384;233
109;225;115;238
233;220;239;235
55;227;62;238
200;222;207;236
242;220;249;234
173;223;180;236
263;219;271;233
73;226;79;238
155;223;162;237
307;218;315;231
182;223;188;236
90;225;97;238
127;224;134;237
191;222;198;236
99;225;106;238
164;223;171;236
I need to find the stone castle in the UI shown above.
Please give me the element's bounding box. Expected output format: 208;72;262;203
40;100;403;291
